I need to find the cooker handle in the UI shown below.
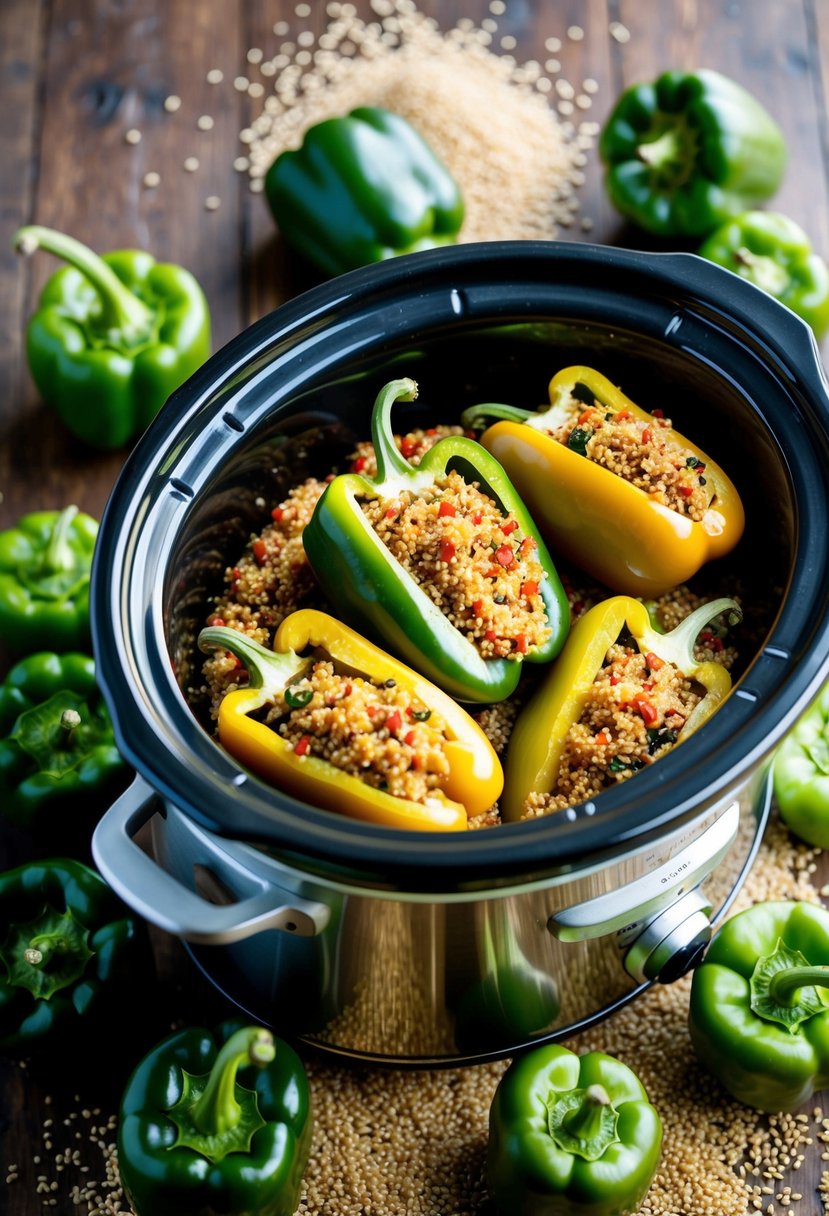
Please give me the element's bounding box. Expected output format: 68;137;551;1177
92;776;330;944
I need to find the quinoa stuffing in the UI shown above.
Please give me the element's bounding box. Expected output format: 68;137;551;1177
550;393;711;519
362;469;551;661
201;476;329;713
265;661;450;805
525;640;703;817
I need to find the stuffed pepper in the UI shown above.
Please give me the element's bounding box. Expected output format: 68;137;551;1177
689;900;829;1113
502;595;741;822
303;377;569;704
199;609;503;831
463;366;745;598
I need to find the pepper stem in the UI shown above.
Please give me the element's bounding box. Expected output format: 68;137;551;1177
768;965;829;1006
198;625;310;701
733;246;791;296
192;1027;275;1137
13;225;154;342
561;1084;612;1139
636;125;694;187
635;596;741;675
460;402;533;430
59;707;82;746
370;378;420;486
40;505;79;576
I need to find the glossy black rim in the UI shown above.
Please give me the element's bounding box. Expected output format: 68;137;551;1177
92;240;829;888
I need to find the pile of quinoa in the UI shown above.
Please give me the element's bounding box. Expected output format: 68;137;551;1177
551;396;710;520
362;469;550;661
239;0;595;240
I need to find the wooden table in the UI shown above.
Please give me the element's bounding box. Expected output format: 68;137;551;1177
2;2;829;1213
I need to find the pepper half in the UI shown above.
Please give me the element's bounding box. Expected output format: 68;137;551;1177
303;378;569;703
0;505;98;654
689;900;829;1113
265;106;464;277
487;1042;663;1216
773;681;829;849
118;1021;312;1216
502;595;740;822
198;609;503;830
598;68;786;237
463;366;745;598
14;225;210;449
698;211;829;339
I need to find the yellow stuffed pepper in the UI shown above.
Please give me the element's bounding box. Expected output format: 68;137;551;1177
502;595;741;822
199;609;503;831
462;366;745;598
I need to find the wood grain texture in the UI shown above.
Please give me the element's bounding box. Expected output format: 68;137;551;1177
2;3;829;1213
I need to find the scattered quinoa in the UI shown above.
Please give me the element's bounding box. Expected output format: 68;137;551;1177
363;470;551;661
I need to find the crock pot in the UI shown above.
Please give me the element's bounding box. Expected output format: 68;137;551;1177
91;241;829;1066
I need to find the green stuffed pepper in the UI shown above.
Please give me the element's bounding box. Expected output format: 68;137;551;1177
265;106;464;276
599;69;786;237
773;681;829;848
0;858;147;1055
14;224;211;449
699;211;829;339
0;505;97;654
0;649;126;851
689;900;829;1112
487;1043;662;1216
118;1022;312;1216
303;377;569;703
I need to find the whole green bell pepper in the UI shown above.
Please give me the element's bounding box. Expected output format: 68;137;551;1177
599;69;786;237
688;900;829;1112
0;505;97;654
699;211;829;339
773;682;829;848
0;649;126;846
303;377;569;703
0;858;146;1054
118;1021;312;1216
265;106;464;276
487;1043;662;1216
14;224;211;449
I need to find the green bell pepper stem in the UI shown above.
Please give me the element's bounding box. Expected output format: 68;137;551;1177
461;402;534;429
371;378;427;488
14;225;154;344
767;965;829;1006
40;504;79;577
192;1026;276;1137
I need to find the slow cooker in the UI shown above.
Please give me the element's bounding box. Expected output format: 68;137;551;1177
91;241;829;1066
